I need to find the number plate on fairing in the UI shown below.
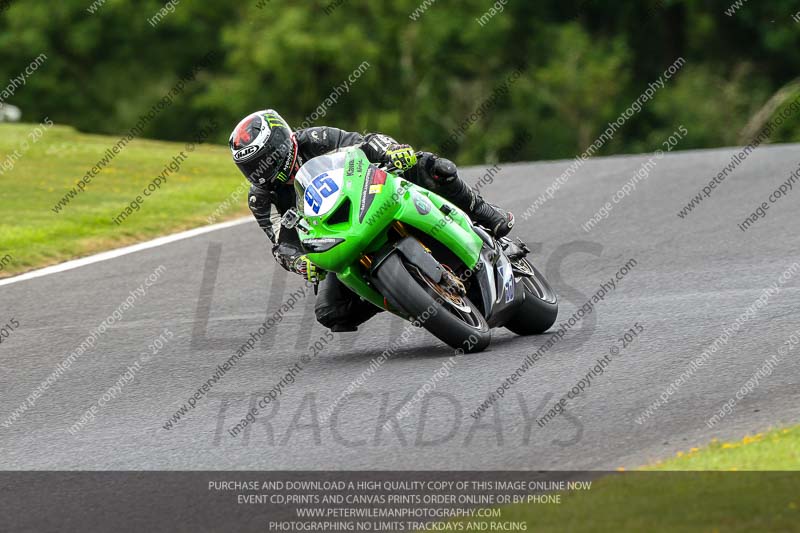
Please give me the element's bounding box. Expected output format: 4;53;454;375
296;152;347;217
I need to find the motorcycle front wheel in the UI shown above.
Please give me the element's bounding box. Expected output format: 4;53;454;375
375;253;491;353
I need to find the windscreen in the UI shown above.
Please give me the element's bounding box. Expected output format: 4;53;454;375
294;151;349;216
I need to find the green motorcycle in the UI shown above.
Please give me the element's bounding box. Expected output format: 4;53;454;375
282;147;558;353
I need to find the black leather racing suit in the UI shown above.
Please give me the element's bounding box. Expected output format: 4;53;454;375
248;126;492;330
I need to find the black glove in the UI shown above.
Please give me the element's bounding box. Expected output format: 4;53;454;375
292;255;326;283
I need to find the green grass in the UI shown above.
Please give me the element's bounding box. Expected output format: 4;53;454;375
447;426;800;532
0;123;248;277
645;426;800;471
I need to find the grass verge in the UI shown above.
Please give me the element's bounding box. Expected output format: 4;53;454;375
447;426;800;532
0;122;248;278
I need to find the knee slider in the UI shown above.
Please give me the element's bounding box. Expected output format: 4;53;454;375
433;157;458;183
315;305;340;328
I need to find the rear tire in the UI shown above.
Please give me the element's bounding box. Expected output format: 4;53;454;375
376;254;491;353
505;258;558;335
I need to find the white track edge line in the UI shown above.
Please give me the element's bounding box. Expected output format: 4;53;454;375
0;217;252;287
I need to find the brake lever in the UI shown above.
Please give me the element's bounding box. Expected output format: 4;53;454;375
381;161;402;175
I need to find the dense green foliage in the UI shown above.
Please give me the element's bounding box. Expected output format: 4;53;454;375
1;0;798;164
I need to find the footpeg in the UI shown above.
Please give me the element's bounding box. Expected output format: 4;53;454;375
500;237;529;260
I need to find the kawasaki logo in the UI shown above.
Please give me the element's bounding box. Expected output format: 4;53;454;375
234;145;259;160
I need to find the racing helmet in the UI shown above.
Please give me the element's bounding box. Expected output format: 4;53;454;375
229;109;298;187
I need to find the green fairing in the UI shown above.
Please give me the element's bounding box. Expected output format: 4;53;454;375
297;148;482;310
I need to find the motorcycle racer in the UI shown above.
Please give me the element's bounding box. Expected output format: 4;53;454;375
229;109;514;331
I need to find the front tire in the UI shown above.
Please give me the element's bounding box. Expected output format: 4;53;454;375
376;254;491;353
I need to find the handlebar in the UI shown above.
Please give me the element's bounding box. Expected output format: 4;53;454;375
379;151;425;175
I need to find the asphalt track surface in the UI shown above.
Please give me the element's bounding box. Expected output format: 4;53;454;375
1;144;799;471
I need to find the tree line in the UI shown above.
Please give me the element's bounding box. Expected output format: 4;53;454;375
1;0;797;164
